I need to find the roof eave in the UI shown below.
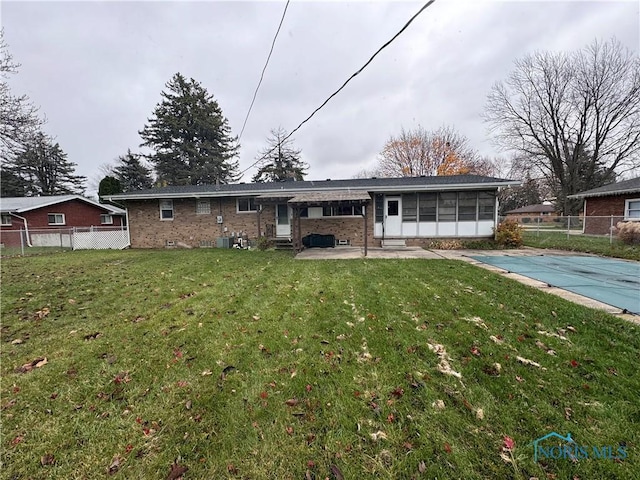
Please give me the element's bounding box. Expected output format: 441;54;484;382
569;188;640;199
104;180;520;202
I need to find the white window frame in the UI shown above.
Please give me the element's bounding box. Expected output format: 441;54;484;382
321;205;364;217
100;214;113;225
160;200;174;220
48;213;66;225
1;214;11;226
625;198;640;220
237;197;257;213
196;199;211;215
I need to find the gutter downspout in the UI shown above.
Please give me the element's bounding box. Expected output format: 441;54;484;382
10;213;33;247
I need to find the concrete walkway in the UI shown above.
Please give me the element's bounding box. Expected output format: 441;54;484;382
295;246;639;322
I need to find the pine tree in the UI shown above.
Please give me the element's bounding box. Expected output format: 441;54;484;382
139;73;239;185
98;175;123;197
12;132;85;195
113;149;153;191
252;127;307;183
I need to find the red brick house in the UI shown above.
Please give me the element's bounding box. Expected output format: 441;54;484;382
569;177;640;234
504;203;559;223
102;175;519;252
1;195;126;248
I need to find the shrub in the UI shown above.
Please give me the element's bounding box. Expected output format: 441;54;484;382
254;236;273;251
616;221;640;245
427;239;463;250
494;219;523;248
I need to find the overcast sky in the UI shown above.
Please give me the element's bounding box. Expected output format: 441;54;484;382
2;0;639;196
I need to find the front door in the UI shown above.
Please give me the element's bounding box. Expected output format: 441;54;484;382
384;196;402;236
276;204;291;237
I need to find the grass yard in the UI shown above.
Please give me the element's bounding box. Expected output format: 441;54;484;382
523;231;640;261
1;250;639;479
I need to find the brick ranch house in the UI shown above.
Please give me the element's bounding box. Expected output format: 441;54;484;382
504;203;559;223
569;177;640;235
0;195;126;248
103;175;519;252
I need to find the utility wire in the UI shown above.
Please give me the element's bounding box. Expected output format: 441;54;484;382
239;0;438;177
238;0;291;142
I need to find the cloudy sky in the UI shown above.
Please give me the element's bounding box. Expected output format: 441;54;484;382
3;0;639;195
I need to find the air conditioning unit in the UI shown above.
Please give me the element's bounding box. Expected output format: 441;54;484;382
216;237;231;248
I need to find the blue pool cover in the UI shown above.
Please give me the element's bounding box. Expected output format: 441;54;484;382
470;255;640;314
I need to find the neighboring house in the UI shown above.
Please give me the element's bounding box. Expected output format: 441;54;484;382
505;203;558;223
569;177;640;235
102;175;518;252
0;195;126;248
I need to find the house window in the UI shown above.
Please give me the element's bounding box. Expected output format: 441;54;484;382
299;207;309;218
160;200;174;220
48;213;66;225
237;197;257;212
478;192;495;220
1;214;11;226
402;194;417;222
437;193;456;222
625;199;640;219
375;194;384;223
196;199;211;215
100;214;113;225
458;192;477;221
322;205;362;217
418;193;437;222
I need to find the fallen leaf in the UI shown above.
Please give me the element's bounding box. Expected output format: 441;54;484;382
11;435;24;445
285;398;299;407
369;431;388;442
166;461;188;480
516;356;544;369
201;370;213;376
565;407;573;420
570;359;580;368
108;455;121;475
418;460;426;473
285;426;294;435
444;442;452;453
15;357;48;373
40;453;55;466
68;298;76;304
330;464;344;480
515;375;524;383
475;408;484;420
11;338;23;345
502;435;515;451
432;399;445;410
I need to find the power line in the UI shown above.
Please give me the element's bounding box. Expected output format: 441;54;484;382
239;0;438;177
238;0;291;142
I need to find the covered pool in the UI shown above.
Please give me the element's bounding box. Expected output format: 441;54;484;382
470;255;640;314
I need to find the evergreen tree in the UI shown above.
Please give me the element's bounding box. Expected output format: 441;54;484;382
113;149;153;191
98;175;123;197
252;127;307;183
139;73;239;185
12;132;85;195
0;166;26;196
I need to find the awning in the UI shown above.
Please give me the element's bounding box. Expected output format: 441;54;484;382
287;191;371;206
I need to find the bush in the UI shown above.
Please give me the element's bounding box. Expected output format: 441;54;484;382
616;222;640;245
495;219;523;248
254;236;273;251
427;239;463;250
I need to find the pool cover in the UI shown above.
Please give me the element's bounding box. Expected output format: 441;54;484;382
470;255;640;314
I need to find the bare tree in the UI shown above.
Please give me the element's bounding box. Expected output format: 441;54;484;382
485;38;640;214
0;29;42;157
375;125;488;177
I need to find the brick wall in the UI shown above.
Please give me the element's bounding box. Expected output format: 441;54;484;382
126;198;277;248
299;216;375;247
583;194;635;234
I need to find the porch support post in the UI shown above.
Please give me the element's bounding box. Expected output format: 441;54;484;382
256;205;262;238
363;201;368;257
296;205;302;252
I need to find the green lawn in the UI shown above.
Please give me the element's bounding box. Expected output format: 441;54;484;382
2;250;638;479
523;231;640;261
